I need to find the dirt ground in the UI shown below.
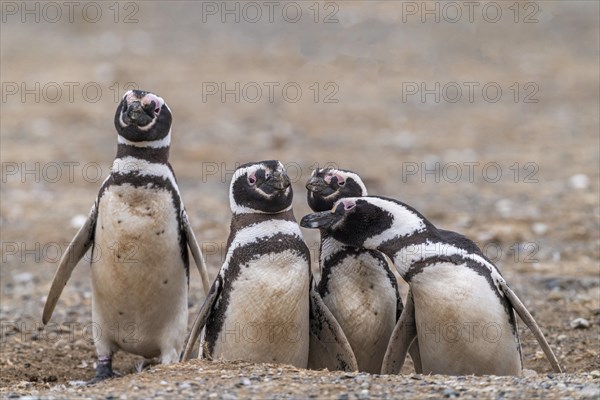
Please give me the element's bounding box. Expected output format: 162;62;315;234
1;1;599;398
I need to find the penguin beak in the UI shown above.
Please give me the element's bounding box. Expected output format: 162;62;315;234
306;177;327;193
306;176;336;197
268;171;291;191
300;210;342;229
126;101;153;126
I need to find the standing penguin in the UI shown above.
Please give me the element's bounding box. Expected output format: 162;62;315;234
42;90;211;382
306;168;419;373
301;196;562;376
182;161;356;371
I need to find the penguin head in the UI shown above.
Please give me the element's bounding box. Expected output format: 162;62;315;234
114;90;172;146
300;196;426;250
306;168;368;212
230;160;293;214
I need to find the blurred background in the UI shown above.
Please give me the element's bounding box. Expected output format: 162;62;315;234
1;1;598;382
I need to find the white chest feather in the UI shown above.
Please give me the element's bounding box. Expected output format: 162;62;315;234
410;263;521;375
91;184;187;358
321;252;397;373
209;220;311;367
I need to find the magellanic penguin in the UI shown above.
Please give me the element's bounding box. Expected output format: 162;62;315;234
306;168;420;374
181;161;357;371
42;90;211;382
300;196;562;376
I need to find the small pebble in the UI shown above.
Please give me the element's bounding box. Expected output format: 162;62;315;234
495;199;513;218
531;222;548;235
13;273;34;285
17;381;32;389
580;384;600;399
443;387;460;398
240;377;251;386
568;174;590;190
570;318;591;329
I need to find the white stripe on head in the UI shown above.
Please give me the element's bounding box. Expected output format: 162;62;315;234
119;91;169;132
360;197;426;248
328;169;368;196
134;99;169;132
229;164;262;214
124;91;165;109
229;162;289;214
231;202;293;215
117;129;171;148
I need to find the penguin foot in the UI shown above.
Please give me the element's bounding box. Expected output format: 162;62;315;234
135;358;158;372
87;355;117;385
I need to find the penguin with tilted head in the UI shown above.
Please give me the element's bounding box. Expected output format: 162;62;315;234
42;90;211;383
306;167;421;373
182;161;357;371
301;196;562;375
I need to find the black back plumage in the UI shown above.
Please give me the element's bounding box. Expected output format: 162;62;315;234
302;196;514;327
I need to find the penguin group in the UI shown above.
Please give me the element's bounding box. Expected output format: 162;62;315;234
42;90;562;383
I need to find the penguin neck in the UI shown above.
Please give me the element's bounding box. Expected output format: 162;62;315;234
116;143;170;164
375;226;433;277
318;231;350;269
230;209;297;231
320;230;348;251
360;200;437;279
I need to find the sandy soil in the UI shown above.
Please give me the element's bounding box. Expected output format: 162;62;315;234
1;1;599;398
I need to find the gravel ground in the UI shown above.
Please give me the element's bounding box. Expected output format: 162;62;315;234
2;360;600;400
1;1;599;398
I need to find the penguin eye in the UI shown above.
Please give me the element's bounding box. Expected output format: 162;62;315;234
336;175;345;186
247;175;256;185
344;202;355;211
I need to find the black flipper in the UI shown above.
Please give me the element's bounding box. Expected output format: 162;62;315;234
181;277;221;361
183;211;210;295
43;204;97;324
381;289;418;374
308;282;358;372
500;281;562;373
